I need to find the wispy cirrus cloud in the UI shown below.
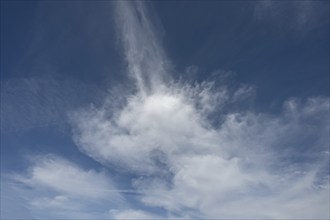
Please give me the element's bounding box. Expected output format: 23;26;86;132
114;1;169;95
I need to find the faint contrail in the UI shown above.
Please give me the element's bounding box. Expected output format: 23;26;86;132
114;1;168;96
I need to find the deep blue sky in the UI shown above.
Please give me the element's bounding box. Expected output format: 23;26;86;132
2;1;329;94
1;1;329;219
154;1;329;106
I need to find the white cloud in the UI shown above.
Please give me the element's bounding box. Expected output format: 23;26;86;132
6;1;329;219
13;155;120;199
7;155;125;219
114;1;169;95
68;1;330;219
71;84;329;219
110;209;161;220
71;85;226;175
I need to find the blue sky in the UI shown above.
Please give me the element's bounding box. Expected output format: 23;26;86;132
1;1;329;219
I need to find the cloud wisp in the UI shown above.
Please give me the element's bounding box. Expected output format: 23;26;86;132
114;1;168;96
3;155;126;219
6;1;329;219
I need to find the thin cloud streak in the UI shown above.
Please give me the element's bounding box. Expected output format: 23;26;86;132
114;1;168;96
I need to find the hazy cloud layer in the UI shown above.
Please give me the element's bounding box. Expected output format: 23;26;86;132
254;0;329;33
1;77;106;132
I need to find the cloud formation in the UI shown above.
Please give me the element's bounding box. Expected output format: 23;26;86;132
71;84;329;218
5;1;329;219
69;2;329;218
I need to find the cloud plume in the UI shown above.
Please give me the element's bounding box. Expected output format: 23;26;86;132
114;1;168;95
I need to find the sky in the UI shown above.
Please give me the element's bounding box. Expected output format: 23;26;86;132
1;0;329;219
